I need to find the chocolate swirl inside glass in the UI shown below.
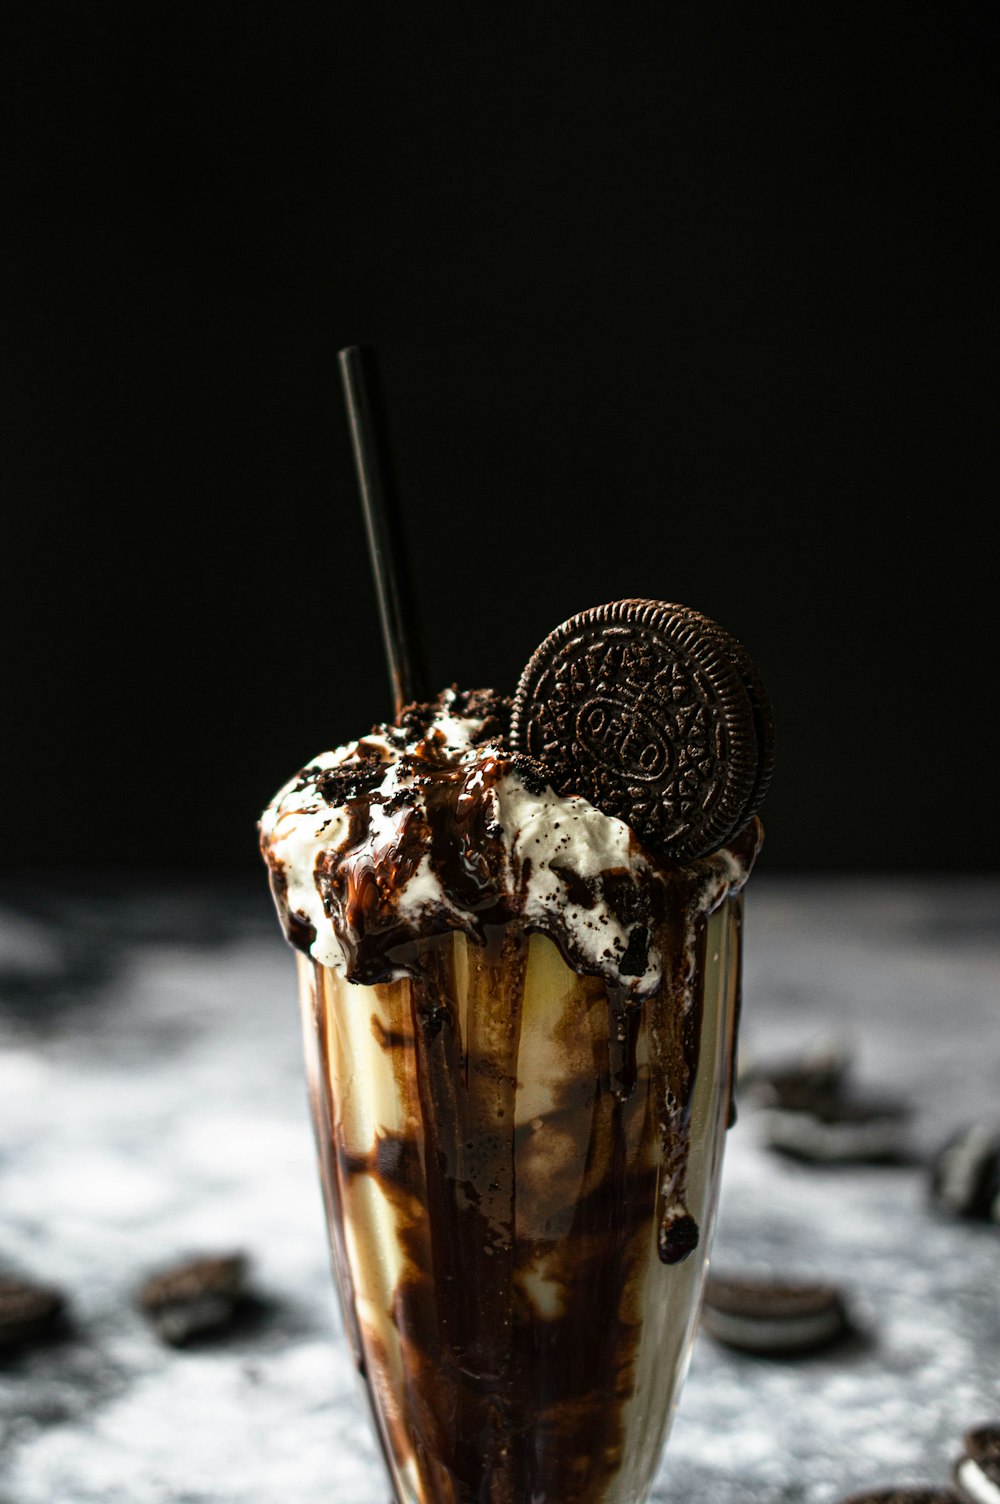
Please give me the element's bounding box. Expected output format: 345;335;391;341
262;690;760;1504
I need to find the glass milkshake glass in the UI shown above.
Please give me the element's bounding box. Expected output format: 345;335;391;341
262;686;762;1504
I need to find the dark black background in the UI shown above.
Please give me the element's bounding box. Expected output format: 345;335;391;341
3;5;997;872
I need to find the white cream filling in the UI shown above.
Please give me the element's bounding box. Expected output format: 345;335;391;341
958;1457;1000;1504
703;1303;845;1352
934;1124;1000;1211
758;1109;905;1160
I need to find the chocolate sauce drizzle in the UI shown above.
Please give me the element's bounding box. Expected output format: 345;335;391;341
308;907;750;1504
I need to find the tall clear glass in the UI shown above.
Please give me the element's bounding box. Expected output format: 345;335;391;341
297;897;743;1504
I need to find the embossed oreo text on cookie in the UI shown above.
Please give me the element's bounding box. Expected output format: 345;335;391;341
511;601;761;861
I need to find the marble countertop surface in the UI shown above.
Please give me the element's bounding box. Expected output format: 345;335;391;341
1;876;998;1503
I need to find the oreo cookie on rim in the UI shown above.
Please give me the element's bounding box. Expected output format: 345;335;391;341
702;1272;851;1356
510;600;773;861
954;1424;1000;1504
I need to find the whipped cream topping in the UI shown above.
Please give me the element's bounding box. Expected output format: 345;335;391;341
260;689;759;997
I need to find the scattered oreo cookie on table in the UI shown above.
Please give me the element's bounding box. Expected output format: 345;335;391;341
137;1252;250;1346
757;1092;912;1165
931;1123;1000;1223
953;1424;1000;1504
739;1037;912;1164
702;1273;851;1356
0;1274;67;1351
740;1037;853;1107
511;599;774;862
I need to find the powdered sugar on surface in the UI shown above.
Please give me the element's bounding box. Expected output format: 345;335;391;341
664;878;1000;1503
1;878;997;1503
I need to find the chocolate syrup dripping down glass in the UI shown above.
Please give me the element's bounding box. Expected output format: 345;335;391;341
271;761;758;1503
652;888;710;1265
299;910;747;1503
272;736;759;1278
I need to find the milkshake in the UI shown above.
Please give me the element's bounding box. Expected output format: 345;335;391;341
262;602;770;1504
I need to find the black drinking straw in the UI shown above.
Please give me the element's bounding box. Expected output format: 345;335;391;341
338;345;428;718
